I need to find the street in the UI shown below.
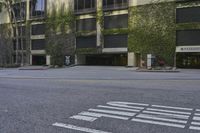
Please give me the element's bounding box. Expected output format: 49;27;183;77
0;66;200;133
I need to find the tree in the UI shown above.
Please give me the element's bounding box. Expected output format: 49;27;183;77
0;0;25;66
129;0;176;66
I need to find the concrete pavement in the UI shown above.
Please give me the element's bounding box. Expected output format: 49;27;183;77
0;66;200;133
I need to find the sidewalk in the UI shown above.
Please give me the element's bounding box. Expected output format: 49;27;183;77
18;66;50;70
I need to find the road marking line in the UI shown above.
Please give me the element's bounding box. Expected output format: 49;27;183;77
79;112;129;120
191;122;200;125
131;118;185;128
108;101;149;106
196;109;200;112
152;105;193;111
52;123;111;133
70;115;97;122
106;103;144;110
189;126;200;130
136;114;187;124
97;105;141;112
146;108;191;115
88;109;136;116
142;111;189;119
195;113;200;116
193;117;200;121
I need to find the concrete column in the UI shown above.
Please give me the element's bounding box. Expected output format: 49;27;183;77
46;55;51;65
30;55;32;65
128;52;136;67
26;0;30;20
96;0;103;47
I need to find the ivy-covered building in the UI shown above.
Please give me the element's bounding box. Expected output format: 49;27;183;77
0;0;200;68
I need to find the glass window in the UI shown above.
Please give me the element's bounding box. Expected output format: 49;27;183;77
31;24;45;35
103;0;128;9
104;34;128;48
76;36;96;48
12;2;26;20
30;0;46;18
75;0;96;13
31;39;46;50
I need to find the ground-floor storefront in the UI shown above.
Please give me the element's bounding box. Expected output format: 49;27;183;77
76;53;128;66
177;53;200;68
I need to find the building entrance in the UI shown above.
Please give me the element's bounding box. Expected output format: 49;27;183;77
32;55;46;65
177;53;200;68
85;54;127;66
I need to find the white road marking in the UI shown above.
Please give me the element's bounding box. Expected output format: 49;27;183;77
152;105;193;111
193;116;200;121
108;101;149;106
88;109;136;116
191;122;200;125
107;101;147;110
70;115;97;122
79;111;129;120
131;118;185;128
196;109;200;112
189;126;200;131
97;105;141;112
142;111;189;119
146;108;191;115
136;114;187;124
52;123;111;133
195;113;200;116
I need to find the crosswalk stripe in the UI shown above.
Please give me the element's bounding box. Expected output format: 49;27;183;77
52;123;111;133
146;108;191;115
136;114;187;124
189;126;200;130
195;113;200;116
106;102;146;110
152;105;193;111
88;109;136;116
196;109;200;112
79;111;129;120
70;115;97;122
193;117;200;121
143;111;189;119
131;118;185;128
97;105;141;112
191;122;200;125
108;101;149;106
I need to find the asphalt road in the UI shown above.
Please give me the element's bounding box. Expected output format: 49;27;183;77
0;66;200;133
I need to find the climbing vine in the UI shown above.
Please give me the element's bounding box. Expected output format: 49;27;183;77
128;0;176;66
45;6;75;67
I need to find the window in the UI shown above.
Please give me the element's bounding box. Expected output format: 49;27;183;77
13;39;26;50
104;14;128;29
103;0;128;10
12;2;26;20
31;24;45;35
76;36;96;48
76;18;96;31
14;26;26;37
104;34;128;48
74;0;96;13
30;0;45;18
176;7;200;23
176;30;200;46
31;39;46;50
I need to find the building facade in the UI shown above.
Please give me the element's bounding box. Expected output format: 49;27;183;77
0;0;200;68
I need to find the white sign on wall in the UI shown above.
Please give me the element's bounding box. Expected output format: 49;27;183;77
176;46;200;53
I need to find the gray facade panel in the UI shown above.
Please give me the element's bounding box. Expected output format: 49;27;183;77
176;30;200;46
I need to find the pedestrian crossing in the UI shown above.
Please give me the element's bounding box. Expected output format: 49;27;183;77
53;101;200;132
189;109;200;130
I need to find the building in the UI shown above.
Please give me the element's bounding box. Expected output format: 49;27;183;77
0;0;200;68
